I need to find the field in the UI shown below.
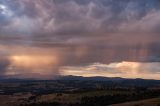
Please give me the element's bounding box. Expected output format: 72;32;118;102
110;97;160;106
0;89;160;106
0;77;160;106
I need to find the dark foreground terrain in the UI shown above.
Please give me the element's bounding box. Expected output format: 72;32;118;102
0;76;160;106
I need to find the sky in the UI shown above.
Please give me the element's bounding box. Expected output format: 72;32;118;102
0;0;160;79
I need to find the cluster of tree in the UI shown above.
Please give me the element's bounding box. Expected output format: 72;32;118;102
80;90;160;106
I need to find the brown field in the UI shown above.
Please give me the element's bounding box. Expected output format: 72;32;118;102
110;97;160;106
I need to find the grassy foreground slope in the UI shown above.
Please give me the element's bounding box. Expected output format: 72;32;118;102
110;97;160;106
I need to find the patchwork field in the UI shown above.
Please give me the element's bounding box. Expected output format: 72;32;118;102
0;78;159;106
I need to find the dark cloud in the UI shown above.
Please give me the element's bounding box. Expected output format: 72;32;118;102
0;0;160;78
0;56;10;75
1;0;160;35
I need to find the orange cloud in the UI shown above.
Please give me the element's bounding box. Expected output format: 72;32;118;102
60;61;160;80
8;55;59;76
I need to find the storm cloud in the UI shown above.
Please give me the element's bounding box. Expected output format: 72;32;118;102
0;0;160;79
0;55;10;75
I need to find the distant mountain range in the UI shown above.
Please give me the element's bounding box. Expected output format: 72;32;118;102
0;75;160;81
58;75;160;81
58;75;125;81
0;75;160;87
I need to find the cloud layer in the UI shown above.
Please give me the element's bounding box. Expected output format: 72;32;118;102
61;61;160;79
0;0;160;79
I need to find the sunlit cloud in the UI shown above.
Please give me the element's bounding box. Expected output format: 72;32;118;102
60;61;160;80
